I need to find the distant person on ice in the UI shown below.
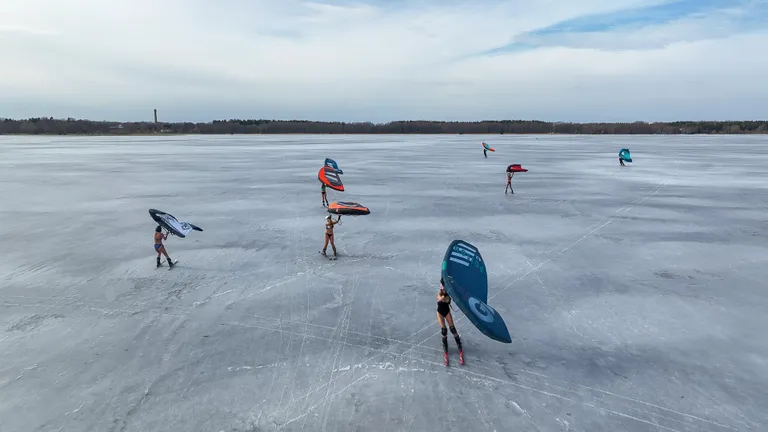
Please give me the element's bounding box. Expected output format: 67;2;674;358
321;181;329;207
154;225;175;268
437;278;464;366
483;148;487;158
322;214;341;257
505;170;514;194
618;148;630;166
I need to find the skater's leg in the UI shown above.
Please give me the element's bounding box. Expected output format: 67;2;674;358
154;244;163;266
330;235;337;256
441;327;449;351
446;314;462;349
450;326;462;350
446;314;464;364
162;246;173;266
437;312;449;365
322;235;330;254
437;313;449;351
158;246;173;266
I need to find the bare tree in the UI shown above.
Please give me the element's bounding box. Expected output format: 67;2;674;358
1;117;766;136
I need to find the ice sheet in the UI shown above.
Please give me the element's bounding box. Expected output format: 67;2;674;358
1;134;767;431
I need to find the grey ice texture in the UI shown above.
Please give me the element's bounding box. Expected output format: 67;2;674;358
0;134;767;432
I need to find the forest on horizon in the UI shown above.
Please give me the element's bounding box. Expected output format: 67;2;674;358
1;117;767;135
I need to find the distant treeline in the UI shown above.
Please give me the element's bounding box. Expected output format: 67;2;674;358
1;117;767;135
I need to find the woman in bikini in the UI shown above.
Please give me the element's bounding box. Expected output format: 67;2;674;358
437;278;464;366
322;215;341;257
154;225;175;268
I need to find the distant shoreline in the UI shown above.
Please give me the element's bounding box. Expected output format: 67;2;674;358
3;132;768;136
1;118;766;135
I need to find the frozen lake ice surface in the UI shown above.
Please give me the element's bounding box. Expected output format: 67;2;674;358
1;134;767;432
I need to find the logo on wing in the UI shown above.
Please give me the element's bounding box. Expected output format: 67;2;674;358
449;242;477;267
468;297;496;323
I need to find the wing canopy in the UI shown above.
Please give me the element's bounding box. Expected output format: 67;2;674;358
441;240;511;343
328;201;370;215
318;166;344;191
149;209;199;238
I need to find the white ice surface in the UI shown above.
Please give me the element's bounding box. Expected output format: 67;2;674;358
1;134;767;431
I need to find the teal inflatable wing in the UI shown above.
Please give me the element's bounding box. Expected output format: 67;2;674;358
619;148;632;163
324;158;343;174
441;240;512;343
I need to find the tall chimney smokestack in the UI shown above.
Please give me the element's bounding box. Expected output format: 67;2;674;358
154;109;158;124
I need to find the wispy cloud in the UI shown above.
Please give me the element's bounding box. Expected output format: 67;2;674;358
483;0;768;52
527;0;737;36
0;0;766;122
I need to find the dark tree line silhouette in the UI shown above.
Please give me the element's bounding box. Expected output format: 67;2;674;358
1;117;766;135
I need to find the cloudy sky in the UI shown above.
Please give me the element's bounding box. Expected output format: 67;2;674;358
1;0;766;122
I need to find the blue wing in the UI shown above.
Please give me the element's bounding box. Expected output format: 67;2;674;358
441;240;511;343
324;158;343;174
619;148;632;162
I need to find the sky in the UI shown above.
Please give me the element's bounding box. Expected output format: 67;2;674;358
1;0;766;122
